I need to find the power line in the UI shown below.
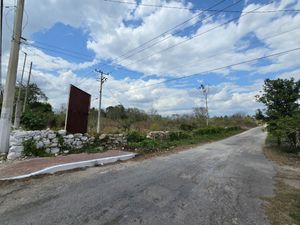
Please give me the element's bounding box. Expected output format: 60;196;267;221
109;0;243;68
29;40;93;59
161;26;300;75
109;0;228;64
123;47;300;92
22;42;94;62
118;1;277;69
103;0;300;13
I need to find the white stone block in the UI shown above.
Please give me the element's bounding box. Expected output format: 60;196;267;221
81;136;88;141
74;133;83;138
66;134;74;139
7;152;21;160
9;145;24;153
36;141;44;149
43;139;51;146
50;147;60;154
33;135;41;141
48;133;56;139
14;131;28;139
58;130;67;136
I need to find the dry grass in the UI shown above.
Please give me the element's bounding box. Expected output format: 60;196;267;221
263;145;300;225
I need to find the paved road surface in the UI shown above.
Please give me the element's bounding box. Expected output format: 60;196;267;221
0;127;276;225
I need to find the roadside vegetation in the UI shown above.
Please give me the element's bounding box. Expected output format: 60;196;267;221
264;136;300;225
126;126;242;154
256;78;300;225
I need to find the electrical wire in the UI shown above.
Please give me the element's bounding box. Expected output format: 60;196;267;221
158;26;300;75
118;1;277;69
30;40;93;59
109;0;228;63
103;0;300;13
109;0;243;68
122;46;300;92
22;42;94;62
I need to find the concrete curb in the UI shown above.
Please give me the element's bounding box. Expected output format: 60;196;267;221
0;153;136;181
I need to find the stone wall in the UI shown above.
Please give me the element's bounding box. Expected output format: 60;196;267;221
99;134;127;150
8;129;95;160
146;131;170;140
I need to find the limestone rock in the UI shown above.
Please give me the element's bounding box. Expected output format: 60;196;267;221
7;152;22;160
58;130;67;136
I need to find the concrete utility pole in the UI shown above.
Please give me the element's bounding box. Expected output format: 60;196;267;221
0;0;3;95
13;51;27;128
22;61;32;112
95;69;108;134
199;84;209;126
0;0;25;153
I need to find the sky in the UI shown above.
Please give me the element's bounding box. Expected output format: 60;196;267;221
1;0;300;116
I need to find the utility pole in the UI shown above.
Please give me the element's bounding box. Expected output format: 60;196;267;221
95;69;108;134
199;84;209;126
13;51;27;128
0;0;25;153
0;0;3;96
22;61;32;112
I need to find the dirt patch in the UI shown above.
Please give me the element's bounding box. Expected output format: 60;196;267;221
263;145;300;225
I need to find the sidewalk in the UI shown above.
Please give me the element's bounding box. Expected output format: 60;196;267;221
0;150;136;180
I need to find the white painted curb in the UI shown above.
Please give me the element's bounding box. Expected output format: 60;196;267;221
0;153;136;181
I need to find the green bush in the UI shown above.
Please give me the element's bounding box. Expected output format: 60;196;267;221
127;131;146;142
179;123;196;131
193;127;225;136
225;126;240;131
21;112;47;130
169;131;191;141
129;139;171;150
23;139;51;157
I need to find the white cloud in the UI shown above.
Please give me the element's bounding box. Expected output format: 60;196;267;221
1;0;300;116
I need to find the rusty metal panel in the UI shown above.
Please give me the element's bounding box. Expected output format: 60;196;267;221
65;85;91;134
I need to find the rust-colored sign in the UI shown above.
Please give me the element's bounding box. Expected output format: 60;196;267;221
65;85;91;134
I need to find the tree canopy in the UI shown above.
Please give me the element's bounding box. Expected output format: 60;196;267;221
256;78;300;149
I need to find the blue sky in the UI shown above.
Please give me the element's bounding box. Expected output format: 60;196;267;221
2;0;300;115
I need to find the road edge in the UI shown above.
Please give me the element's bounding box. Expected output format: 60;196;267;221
0;153;136;181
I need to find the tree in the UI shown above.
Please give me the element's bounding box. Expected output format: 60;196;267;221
19;83;53;130
106;105;126;120
256;78;300;148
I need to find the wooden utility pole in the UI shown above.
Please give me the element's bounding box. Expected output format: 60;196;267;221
95;69;108;134
13;51;27;128
200;84;209;126
22;61;32;112
0;0;25;153
0;0;3;96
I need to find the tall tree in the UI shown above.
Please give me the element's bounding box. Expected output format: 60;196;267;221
256;78;300;147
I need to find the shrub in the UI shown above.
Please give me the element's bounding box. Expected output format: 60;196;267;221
129;139;171;150
192;127;227;136
179;123;196;131
21;112;47;130
23;139;51;157
169;131;191;141
226;126;240;131
127;131;146;142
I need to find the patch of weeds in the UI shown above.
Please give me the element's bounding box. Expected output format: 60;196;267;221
23;139;52;157
264;181;300;225
169;131;191;141
263;136;300;225
127;127;243;154
127;131;146;142
56;133;69;153
0;153;7;161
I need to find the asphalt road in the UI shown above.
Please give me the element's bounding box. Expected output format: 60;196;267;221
0;127;276;225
